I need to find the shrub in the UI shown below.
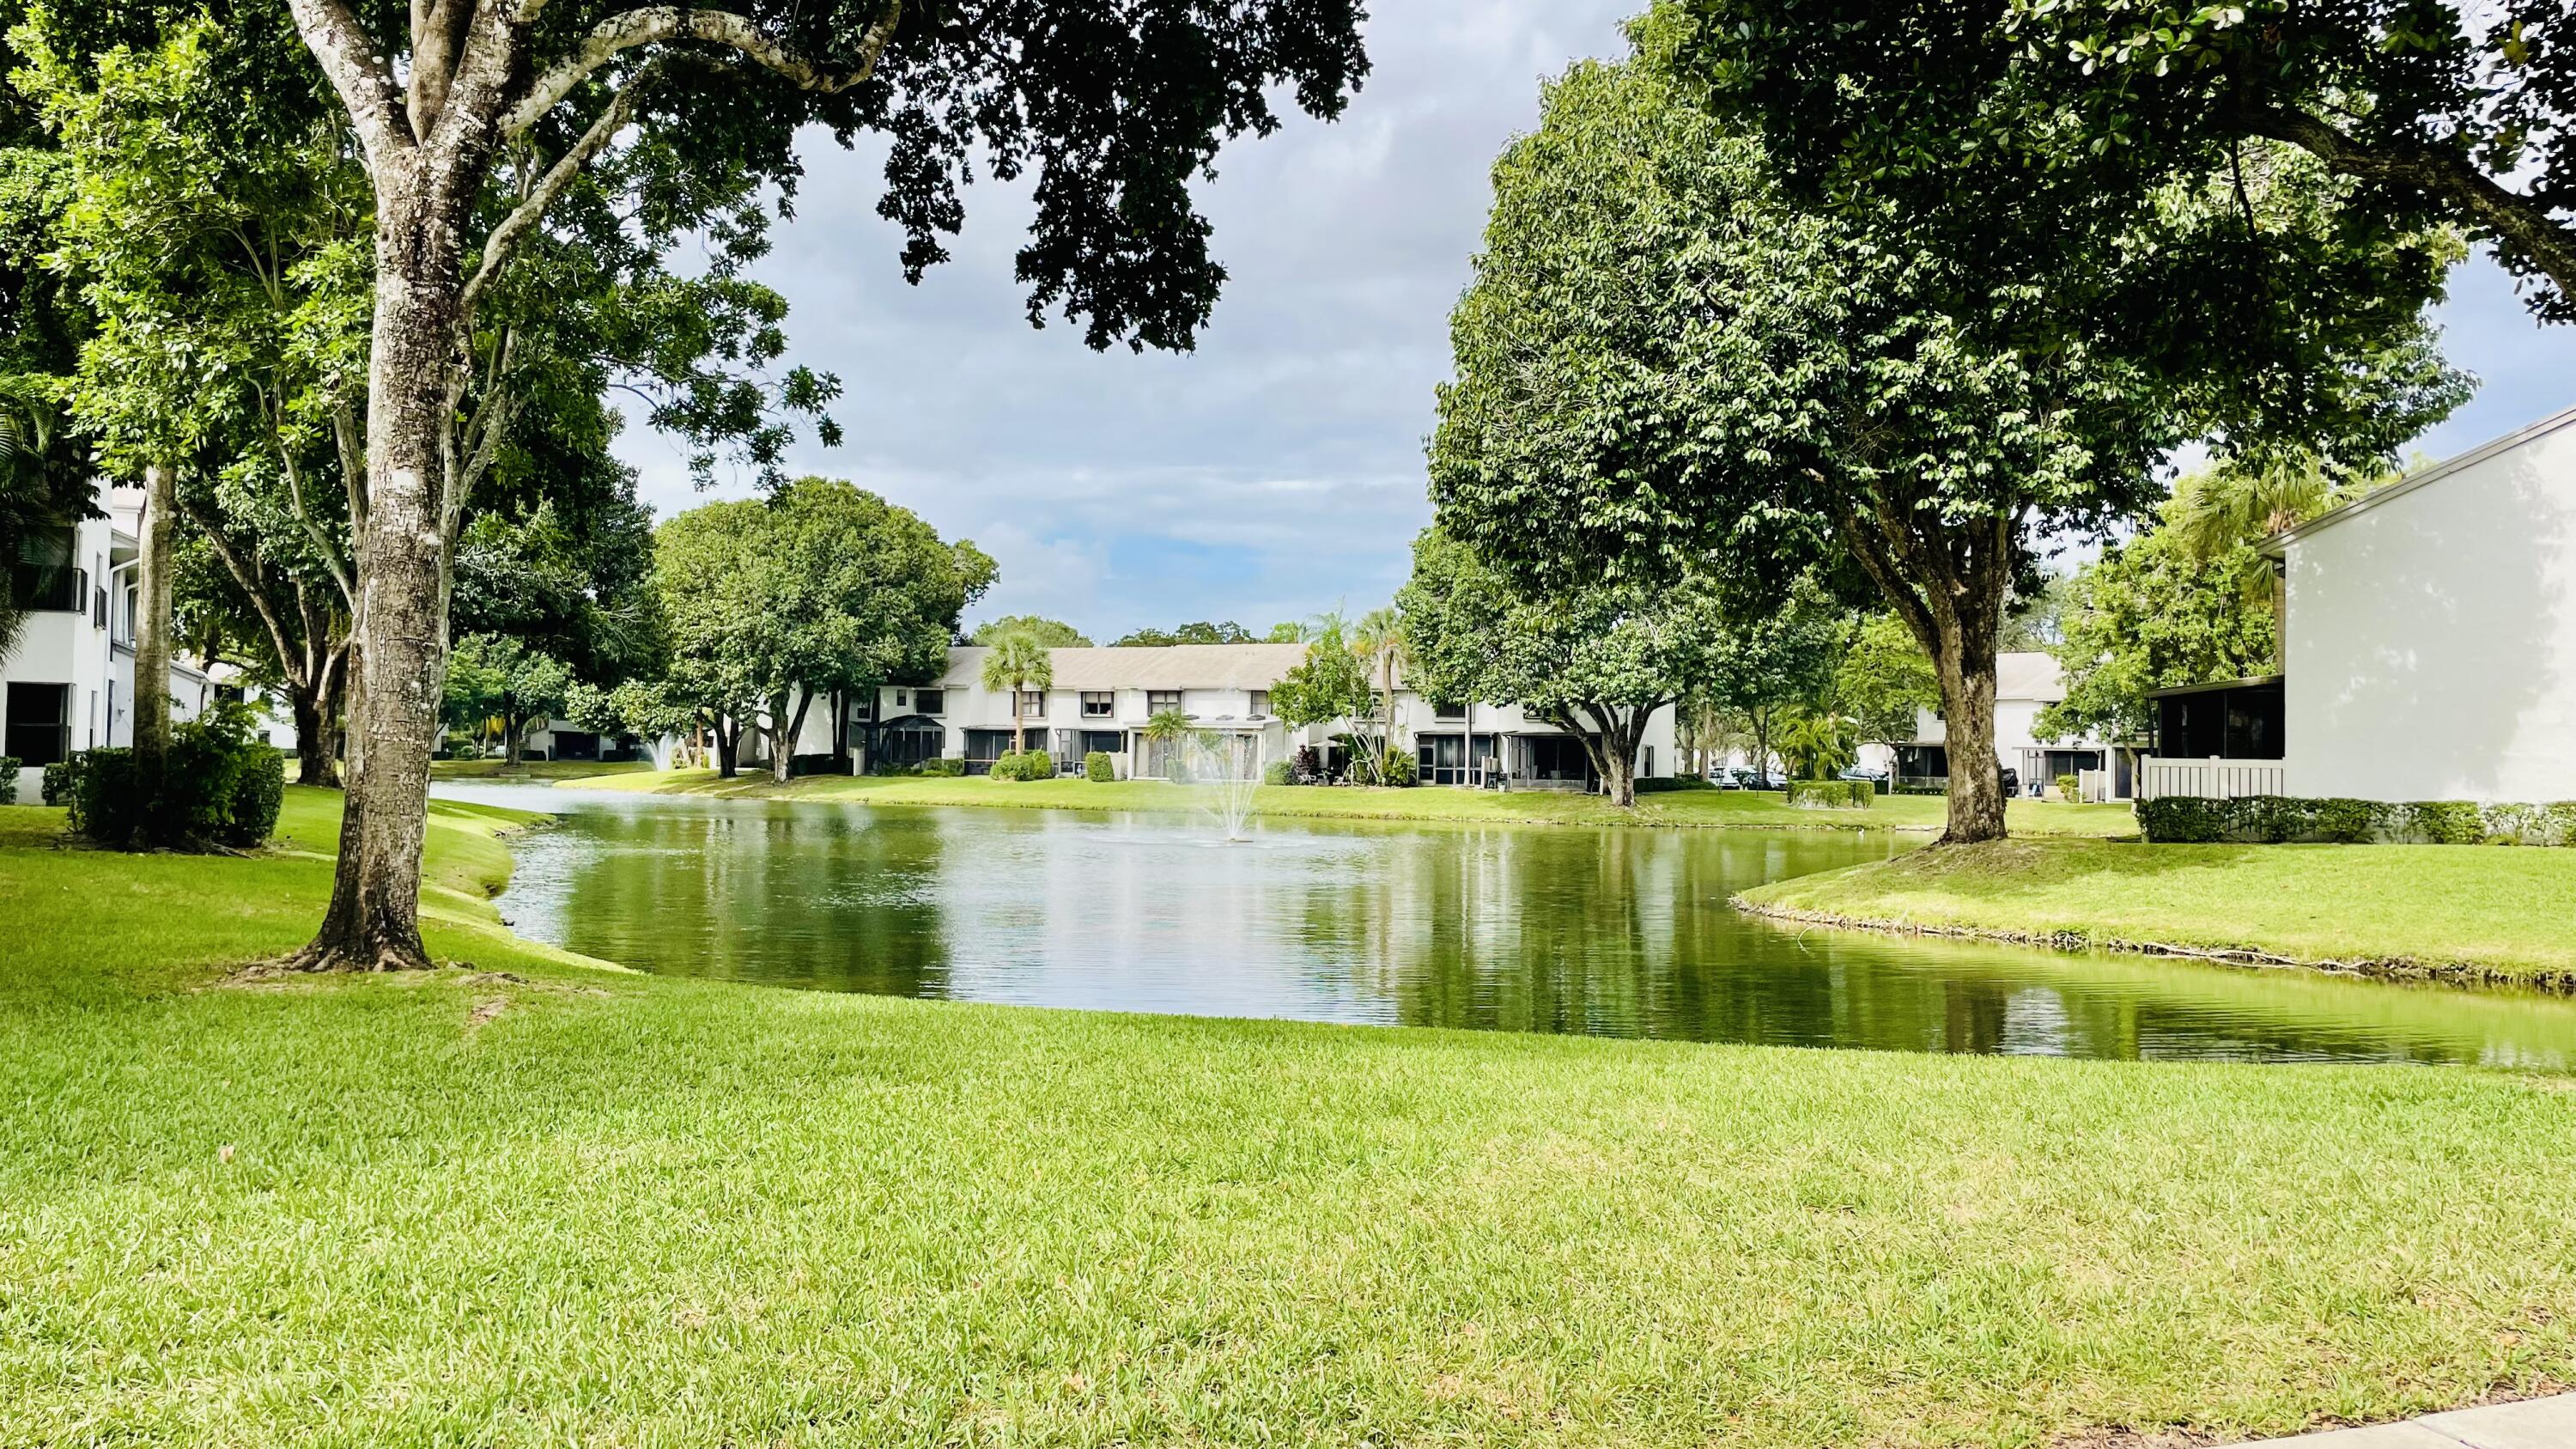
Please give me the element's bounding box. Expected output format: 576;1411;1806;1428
1377;751;1418;788
2136;795;2229;843
1084;751;1115;782
2547;802;2576;848
2054;772;2080;803
1785;779;1872;810
990;750;1058;782
64;702;285;849
2482;801;2546;845
1637;775;1714;793
0;755;17;805
1287;746;1323;785
920;758;965;777
41;758;79;805
1262;761;1293;786
2401;801;2483;845
2310;797;2385;843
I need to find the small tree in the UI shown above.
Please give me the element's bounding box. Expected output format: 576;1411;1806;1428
979;630;1054;760
1269;618;1379;782
443;633;572;766
1140;707;1194;782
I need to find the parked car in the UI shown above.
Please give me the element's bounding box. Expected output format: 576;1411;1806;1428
1838;765;1889;794
1707;766;1741;788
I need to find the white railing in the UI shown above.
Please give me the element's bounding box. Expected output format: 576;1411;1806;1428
2139;757;2287;801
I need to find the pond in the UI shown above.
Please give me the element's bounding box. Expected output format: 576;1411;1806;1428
441;784;2576;1068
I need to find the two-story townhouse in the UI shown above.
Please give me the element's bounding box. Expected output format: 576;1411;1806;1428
1878;651;2126;798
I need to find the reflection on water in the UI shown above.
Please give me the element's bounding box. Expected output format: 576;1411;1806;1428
452;784;2576;1066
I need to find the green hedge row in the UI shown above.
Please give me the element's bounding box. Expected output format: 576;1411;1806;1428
2138;795;2576;846
1786;779;1874;810
989;750;1059;782
55;704;286;850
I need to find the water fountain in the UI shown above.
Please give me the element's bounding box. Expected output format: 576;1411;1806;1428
1182;730;1264;842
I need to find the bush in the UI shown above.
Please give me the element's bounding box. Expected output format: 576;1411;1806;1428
2136;795;2230;843
1636;775;1714;793
2401;801;2483;845
1262;761;1293;786
2054;772;2080;803
989;750;1057;782
1785;779;1873;810
1084;751;1115;782
64;702;284;850
0;755;17;805
41;758;79;805
1376;751;1418;788
922;758;965;777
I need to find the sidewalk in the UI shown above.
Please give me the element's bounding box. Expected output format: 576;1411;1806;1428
2249;1392;2574;1446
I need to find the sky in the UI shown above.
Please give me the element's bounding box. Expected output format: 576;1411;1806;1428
611;1;2576;643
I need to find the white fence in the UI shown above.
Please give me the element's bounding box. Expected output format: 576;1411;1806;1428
2138;757;2287;801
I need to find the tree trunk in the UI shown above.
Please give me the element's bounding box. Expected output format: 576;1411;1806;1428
503;710;525;768
291;163;471;972
1931;650;2006;844
291;681;340;788
132;462;177;775
714;717;738;778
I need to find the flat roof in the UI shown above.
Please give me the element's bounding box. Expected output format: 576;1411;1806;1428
2263;400;2576;555
2144;673;2284;699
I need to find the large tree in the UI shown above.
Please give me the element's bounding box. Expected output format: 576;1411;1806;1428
1426;58;2460;842
1656;0;2576;320
267;0;1365;969
1400;529;1725;807
972;614;1088;648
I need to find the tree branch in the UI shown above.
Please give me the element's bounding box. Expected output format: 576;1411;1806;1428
461;73;656;326
502;1;902;137
283;0;412;165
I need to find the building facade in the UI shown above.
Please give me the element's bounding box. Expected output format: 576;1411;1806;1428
1880;652;2124;797
686;642;1680;791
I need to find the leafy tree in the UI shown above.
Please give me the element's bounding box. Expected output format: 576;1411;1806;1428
1261;621;1307;643
1111;620;1260;647
1694;581;1849;790
442;632;573;764
651;481;987;782
1777;700;1860;782
1426;59;2461;842
1833;612;1938;749
0;373;75;658
1400;529;1725;807
978;629;1054;758
268;0;1368;970
972;614;1089;648
1657;0;2576;320
1268;618;1377;777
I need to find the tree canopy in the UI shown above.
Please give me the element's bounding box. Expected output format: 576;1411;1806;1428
972;614;1088;648
1425;57;2460;840
1111;621;1260;647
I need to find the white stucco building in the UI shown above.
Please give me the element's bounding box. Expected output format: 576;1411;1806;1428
2257;403;2576;802
1880;651;2123;796
656;642;1680;791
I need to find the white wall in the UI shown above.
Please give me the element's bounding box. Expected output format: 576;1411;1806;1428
2283;413;2576;802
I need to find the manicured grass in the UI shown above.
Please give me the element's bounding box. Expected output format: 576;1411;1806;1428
4;793;2575;1444
430;757;655;781
1737;837;2576;988
580;767;2139;835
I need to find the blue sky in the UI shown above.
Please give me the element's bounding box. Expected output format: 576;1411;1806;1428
610;2;2576;642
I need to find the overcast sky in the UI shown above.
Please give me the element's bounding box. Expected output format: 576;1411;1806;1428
611;1;2576;642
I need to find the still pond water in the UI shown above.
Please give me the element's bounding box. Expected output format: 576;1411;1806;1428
444;784;2576;1068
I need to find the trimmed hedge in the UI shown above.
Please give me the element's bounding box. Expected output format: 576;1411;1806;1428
1637;776;1715;793
40;758;77;804
1084;751;1115;782
2137;795;2576;846
989;750;1057;782
0;755;17;805
1786;779;1874;810
56;703;286;850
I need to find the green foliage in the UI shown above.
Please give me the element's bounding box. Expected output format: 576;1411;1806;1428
920;758;965;778
39;758;77;805
1261;761;1295;786
443;633;574;753
1084;752;1115;783
1267;630;1373;733
1635;775;1716;793
979;630;1055;748
975;615;1091;648
61;700;282;849
990;751;1058;783
1834;615;1938;746
2038;493;2281;744
1111;622;1256;647
1375;751;1419;788
1262;622;1308;643
2055;775;2081;805
0;756;16;805
2136;796;2576;847
1777;703;1860;782
1785;779;1873;810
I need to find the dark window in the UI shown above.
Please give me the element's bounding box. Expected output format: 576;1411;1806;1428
1017;689;1047;718
1248;690;1270;716
850;693;877;724
1080;691;1114;718
878;719;944;767
9;527;77;612
1146;690;1182;715
93;585;106;628
5;682;72;766
1432;701;1467;721
1080;729;1123;755
963;728;1013;772
914;688;945;715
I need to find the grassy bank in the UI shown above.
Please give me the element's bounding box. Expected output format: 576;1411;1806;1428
429;757;654;782
578;767;2139;835
5;792;2576;1444
1736;837;2576;989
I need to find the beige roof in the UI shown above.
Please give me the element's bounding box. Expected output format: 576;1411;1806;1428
1996;651;2065;703
939;642;1310;691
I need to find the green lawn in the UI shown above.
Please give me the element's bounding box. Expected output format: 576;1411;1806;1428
580;767;2139;835
429;757;656;782
1737;837;2576;989
4;790;2575;1444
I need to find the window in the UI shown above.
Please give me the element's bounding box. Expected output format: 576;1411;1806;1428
850;693;877;724
1146;690;1182;715
1247;690;1269;717
1432;701;1466;721
9;527;77;612
1080;691;1114;718
895;689;908;708
5;682;71;766
1017;689;1047;718
1080;729;1123;756
914;689;944;715
93;583;106;629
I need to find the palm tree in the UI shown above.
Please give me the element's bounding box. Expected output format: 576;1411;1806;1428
1349;606;1408;786
979;629;1054;764
1142;706;1193;782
